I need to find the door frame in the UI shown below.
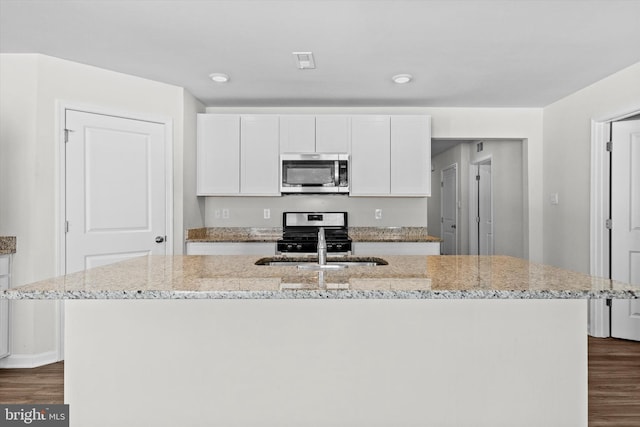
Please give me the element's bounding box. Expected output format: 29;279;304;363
589;106;640;337
56;101;174;359
440;163;458;255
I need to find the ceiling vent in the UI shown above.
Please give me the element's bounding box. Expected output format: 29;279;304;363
293;52;316;69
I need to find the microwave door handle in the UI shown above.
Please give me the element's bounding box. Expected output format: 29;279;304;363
334;160;340;186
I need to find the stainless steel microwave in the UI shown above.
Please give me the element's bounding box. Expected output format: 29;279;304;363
280;153;349;194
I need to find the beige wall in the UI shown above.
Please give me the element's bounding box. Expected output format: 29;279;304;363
543;62;640;274
0;53;198;365
181;90;206;246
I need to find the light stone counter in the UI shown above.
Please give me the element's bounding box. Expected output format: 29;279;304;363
184;226;442;243
186;227;281;242
25;254;627;426
349;226;441;242
0;236;16;255
3;255;637;300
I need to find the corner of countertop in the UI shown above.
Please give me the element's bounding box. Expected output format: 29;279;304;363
0;236;16;254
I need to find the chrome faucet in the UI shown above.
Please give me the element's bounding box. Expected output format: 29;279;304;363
317;227;327;265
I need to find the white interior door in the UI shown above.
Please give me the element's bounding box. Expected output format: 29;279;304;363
611;118;640;341
441;164;458;255
479;162;494;255
65;110;167;274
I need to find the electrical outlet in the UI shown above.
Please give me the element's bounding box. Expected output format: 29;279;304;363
222;209;229;219
375;209;383;220
263;208;270;219
214;209;221;219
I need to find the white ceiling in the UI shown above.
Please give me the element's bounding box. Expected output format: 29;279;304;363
1;0;639;108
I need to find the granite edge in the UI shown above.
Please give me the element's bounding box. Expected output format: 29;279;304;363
3;289;638;300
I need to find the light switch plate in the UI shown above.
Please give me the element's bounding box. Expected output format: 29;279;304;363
375;209;383;220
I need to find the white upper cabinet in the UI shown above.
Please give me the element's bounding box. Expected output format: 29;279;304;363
279;115;315;153
351;115;391;195
315;116;350;153
197;114;430;197
351;115;432;197
241;115;280;195
280;115;350;153
391;115;431;196
197;114;280;196
197;114;240;195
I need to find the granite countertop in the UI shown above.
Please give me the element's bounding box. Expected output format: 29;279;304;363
186;227;282;242
186;227;441;243
0;236;16;255
3;255;638;300
349;227;442;242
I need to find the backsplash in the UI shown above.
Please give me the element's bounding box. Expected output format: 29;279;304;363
203;196;428;227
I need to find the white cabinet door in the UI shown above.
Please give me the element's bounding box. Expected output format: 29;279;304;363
0;255;10;359
351;116;391;195
241;115;280;195
391;116;431;196
316;116;350;153
197;114;240;195
280;115;315;153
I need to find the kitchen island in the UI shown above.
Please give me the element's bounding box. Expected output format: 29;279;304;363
3;255;639;427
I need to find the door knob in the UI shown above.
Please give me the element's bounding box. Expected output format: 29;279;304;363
451;225;457;229
155;236;165;243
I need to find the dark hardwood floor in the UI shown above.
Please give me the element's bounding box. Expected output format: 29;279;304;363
0;361;64;404
1;337;638;425
588;337;640;426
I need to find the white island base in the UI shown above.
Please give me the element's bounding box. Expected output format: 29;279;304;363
65;299;587;427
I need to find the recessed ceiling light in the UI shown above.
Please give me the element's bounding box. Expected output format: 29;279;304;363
209;73;230;83
392;74;413;84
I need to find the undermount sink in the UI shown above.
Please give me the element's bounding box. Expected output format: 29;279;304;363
254;256;388;268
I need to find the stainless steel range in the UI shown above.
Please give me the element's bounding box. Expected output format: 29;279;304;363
277;212;352;255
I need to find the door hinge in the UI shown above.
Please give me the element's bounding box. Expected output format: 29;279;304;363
606;141;612;152
441;181;444;187
476;175;480;181
65;221;69;233
441;217;444;223
476;216;480;223
64;128;75;143
605;218;612;230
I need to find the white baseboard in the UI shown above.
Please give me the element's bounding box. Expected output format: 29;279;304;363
0;350;62;369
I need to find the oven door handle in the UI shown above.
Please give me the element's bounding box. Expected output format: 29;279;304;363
334;160;340;187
